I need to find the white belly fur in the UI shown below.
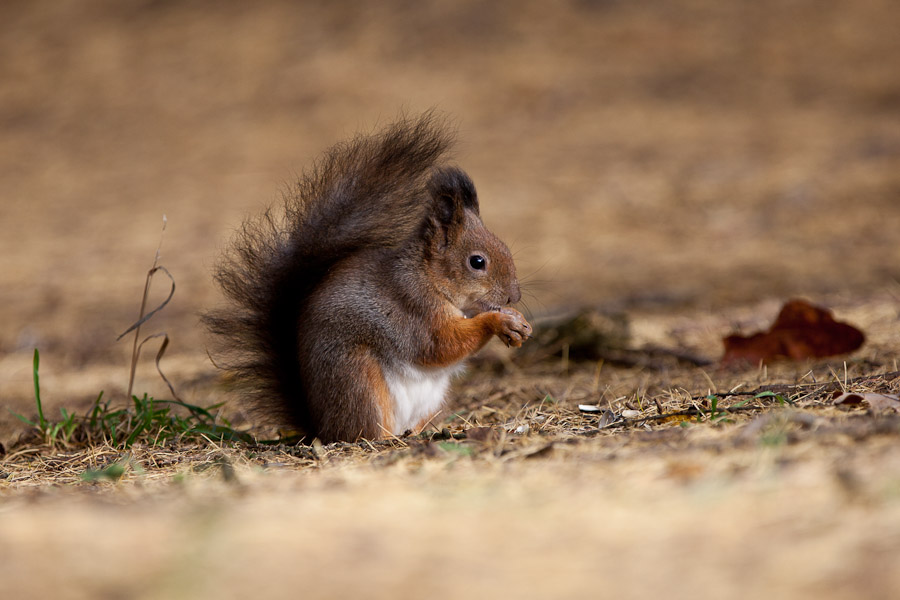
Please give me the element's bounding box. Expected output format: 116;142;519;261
384;363;465;435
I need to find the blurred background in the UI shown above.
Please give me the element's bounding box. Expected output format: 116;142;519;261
1;0;898;418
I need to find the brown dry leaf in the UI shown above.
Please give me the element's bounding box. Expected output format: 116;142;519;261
722;299;864;366
833;392;900;412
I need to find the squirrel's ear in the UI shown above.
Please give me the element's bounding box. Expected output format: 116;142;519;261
425;167;479;248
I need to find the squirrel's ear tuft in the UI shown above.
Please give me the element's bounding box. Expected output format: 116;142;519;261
425;167;480;245
423;167;480;250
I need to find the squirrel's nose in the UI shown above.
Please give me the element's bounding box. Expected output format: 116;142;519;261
507;281;521;304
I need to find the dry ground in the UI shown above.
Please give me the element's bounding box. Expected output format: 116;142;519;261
1;1;900;599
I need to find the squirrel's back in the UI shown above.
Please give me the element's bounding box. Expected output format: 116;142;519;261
203;114;455;437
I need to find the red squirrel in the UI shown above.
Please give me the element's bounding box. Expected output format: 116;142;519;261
204;114;531;443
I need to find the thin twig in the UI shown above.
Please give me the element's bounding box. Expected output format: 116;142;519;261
634;405;764;424
706;370;900;402
119;216;170;401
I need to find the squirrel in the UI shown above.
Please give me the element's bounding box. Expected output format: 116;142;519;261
203;114;531;443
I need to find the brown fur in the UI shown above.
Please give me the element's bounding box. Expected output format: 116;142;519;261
204;113;531;443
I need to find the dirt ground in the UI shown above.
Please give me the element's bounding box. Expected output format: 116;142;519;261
1;1;899;599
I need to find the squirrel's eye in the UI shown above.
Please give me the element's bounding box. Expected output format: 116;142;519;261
469;255;486;271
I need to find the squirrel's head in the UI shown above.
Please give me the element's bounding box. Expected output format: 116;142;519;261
422;167;521;317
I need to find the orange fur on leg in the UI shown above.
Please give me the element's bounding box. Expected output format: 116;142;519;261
421;312;502;367
358;351;394;438
422;308;530;367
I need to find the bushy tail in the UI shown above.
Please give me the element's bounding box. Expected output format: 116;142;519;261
203;113;454;436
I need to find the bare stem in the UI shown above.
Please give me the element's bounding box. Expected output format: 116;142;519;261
126;215;167;401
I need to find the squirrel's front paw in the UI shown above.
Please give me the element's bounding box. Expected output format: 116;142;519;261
494;307;532;348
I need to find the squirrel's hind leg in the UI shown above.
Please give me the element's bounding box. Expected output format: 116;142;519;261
309;348;394;442
357;351;396;439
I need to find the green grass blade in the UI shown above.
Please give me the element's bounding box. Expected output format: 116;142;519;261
8;409;36;427
154;398;217;421
33;348;46;430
